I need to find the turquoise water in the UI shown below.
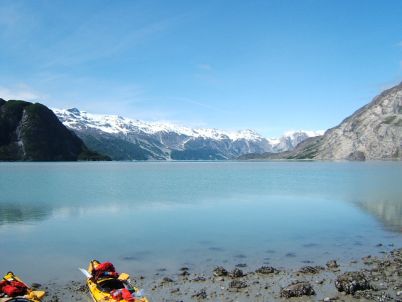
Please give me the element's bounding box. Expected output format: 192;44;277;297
0;161;401;283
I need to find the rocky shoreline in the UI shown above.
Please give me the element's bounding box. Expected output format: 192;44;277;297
40;248;402;302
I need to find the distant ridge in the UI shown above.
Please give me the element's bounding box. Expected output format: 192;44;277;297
0;99;110;161
53;108;322;160
240;82;402;160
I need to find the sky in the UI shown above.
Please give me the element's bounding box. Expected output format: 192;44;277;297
0;0;401;137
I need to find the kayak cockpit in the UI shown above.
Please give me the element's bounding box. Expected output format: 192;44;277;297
97;278;130;292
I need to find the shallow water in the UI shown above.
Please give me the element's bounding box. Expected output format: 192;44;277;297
0;161;401;283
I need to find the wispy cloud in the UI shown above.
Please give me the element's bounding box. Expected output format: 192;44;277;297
0;84;44;101
197;63;212;71
41;10;180;68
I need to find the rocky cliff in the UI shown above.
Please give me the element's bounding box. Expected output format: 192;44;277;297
0;99;110;161
241;82;402;160
314;82;402;160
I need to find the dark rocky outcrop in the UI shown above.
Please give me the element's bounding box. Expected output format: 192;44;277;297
335;272;371;294
0;99;109;161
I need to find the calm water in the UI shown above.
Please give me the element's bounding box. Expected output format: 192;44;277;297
0;161;402;283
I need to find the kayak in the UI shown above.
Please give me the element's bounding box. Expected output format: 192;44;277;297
85;260;149;302
0;272;45;302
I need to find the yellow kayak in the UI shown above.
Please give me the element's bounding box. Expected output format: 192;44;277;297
85;260;149;302
0;272;45;302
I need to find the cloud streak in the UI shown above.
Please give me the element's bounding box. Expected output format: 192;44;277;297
0;84;43;101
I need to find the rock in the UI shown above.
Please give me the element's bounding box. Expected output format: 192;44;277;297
229;268;244;278
180;267;189;271
362;255;374;265
192;276;206;282
229;280;247;289
235;263;247;268
255;266;278;274
170;288;180;293
213;266;228;277
347;151;366;161
180;270;190;276
298;266;324;274
326;260;339;269
31;283;42;289
280;282;315;298
335;272;371;294
161;277;174;283
192;289;207;299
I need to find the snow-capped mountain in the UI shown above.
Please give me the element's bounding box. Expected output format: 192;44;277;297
273;130;325;152
53;108;322;160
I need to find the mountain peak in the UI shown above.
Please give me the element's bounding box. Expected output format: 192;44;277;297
67;108;81;115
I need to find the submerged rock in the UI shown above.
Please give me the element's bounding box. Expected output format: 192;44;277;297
255;266;278;274
335;272;371;294
280;281;315;298
285;252;296;257
161;277;174;283
31;283;42;289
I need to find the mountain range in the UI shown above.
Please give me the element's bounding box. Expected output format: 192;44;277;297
53;108;323;160
3;80;400;162
240;82;402;160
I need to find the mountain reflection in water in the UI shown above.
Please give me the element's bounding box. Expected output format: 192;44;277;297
0;203;51;225
358;200;402;232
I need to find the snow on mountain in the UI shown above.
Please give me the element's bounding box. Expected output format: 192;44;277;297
274;130;325;152
53;108;323;160
53;108;266;141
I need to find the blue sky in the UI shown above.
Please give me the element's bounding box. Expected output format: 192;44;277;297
0;0;401;137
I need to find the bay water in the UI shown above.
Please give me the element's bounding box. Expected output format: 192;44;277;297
0;161;401;283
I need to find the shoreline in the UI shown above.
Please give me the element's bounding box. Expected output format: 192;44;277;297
39;247;402;302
